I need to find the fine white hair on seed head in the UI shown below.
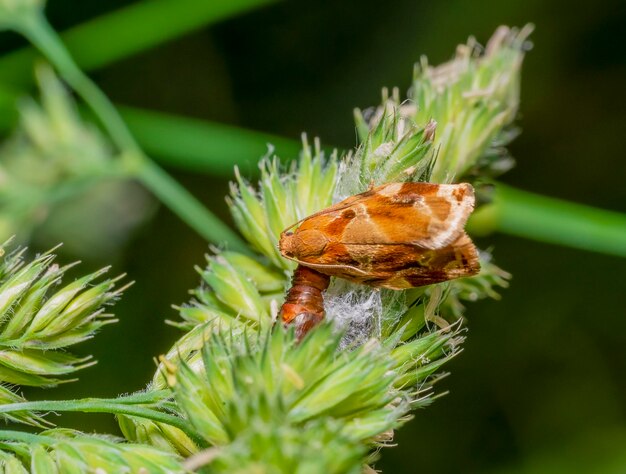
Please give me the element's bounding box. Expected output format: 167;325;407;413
333;156;365;204
324;279;383;349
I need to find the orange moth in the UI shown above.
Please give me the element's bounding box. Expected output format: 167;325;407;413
278;182;480;338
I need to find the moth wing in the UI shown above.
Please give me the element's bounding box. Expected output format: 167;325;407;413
322;233;480;289
373;233;481;289
299;182;475;250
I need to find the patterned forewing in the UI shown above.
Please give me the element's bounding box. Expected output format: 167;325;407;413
304;233;479;289
297;182;475;250
280;182;480;289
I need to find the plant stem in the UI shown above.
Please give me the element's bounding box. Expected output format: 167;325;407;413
0;394;205;447
0;429;54;444
468;183;626;257
20;13;137;151
139;159;245;245
0;0;278;87
15;12;248;252
119;106;303;178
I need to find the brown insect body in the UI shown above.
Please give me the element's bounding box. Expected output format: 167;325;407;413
280;182;480;290
279;264;330;340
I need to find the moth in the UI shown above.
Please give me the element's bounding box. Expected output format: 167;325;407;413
279;182;480;338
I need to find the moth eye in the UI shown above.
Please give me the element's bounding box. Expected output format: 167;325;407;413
285;231;294;237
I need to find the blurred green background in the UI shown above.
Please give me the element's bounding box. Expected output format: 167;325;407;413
1;0;625;473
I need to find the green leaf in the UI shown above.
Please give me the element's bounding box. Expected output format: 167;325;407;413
469;183;626;258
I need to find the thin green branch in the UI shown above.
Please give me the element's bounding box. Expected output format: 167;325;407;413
119;105;303;178
0;0;277;87
0;394;204;446
138;159;246;245
0;430;56;446
13;12;248;252
19;12;138;151
468;183;626;257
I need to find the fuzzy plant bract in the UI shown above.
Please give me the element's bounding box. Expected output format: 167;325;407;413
0;66;119;242
0;429;187;473
164;323;433;471
229;136;338;270
0;241;126;389
0;65;154;259
175;138;338;331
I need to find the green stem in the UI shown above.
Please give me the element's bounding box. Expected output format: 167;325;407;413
0;0;277;87
0;429;53;445
19;13;137;151
468;183;626;257
119;105;303;178
0;394;205;446
138;159;246;246
15;12;248;252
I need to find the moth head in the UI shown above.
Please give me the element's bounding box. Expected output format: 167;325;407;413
279;229;329;260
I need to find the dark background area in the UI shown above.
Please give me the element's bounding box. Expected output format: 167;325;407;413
2;0;626;472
